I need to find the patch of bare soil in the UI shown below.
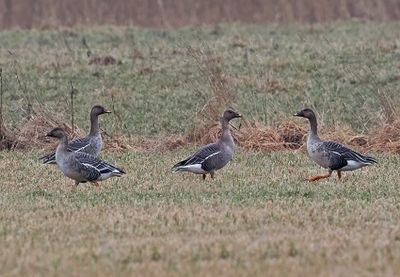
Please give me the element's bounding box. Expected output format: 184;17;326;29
88;55;120;66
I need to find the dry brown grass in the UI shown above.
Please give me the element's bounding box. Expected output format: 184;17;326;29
108;134;186;153
2;0;400;29
185;118;305;152
236;120;305;151
180;117;374;153
369;119;400;154
0;129;16;150
9;110;399;156
8;112;83;151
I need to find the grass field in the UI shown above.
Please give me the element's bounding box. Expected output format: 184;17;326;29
0;21;399;137
1;22;400;276
0;150;399;276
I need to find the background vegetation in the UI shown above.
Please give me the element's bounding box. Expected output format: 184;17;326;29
0;22;399;137
2;0;400;28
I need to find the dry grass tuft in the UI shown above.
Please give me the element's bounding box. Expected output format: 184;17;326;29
185;121;221;146
102;133;136;152
0;128;17;150
183;118;306;152
369;120;400;153
4;108;400;155
181;116;400;154
235;120;303;151
14;113;83;151
276;120;307;149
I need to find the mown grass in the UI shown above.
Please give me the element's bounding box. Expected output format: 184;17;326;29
1;150;399;276
0;21;399;137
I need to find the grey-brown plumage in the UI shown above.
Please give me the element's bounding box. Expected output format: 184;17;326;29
172;109;242;180
40;105;111;164
46;128;125;186
294;108;377;181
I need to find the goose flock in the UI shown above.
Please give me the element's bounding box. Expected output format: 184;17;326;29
42;106;377;186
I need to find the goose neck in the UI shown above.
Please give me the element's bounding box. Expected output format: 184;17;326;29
89;113;100;136
307;115;320;141
220;118;234;145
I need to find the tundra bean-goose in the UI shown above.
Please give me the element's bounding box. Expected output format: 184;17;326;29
294;108;377;181
172;109;242;180
46;128;125;186
40;105;111;164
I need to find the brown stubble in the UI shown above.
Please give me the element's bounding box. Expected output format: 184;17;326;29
0;150;399;276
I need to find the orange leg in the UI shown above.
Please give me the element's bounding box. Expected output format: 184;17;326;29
306;172;332;182
210;172;215;179
95;181;100;187
337;171;342;180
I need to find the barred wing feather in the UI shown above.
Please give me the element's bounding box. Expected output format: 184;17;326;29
172;143;220;169
40;137;92;164
67;137;92;152
76;152;125;178
324;141;377;164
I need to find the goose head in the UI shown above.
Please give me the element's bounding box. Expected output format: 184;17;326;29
294;108;316;119
222;109;242;121
91;105;111;117
46;127;67;140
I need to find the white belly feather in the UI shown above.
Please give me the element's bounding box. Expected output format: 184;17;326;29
340;160;368;171
175;164;207;174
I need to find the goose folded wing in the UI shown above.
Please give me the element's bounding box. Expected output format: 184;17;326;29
73;153;101;182
40;137;91;163
67;137;92;152
180;143;221;166
75;152;125;175
200;149;223;172
39;152;56;163
324;141;376;164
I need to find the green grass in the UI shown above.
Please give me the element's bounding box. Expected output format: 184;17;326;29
1;150;400;276
0;21;399;137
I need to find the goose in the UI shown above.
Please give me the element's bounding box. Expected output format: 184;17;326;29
294;108;377;181
172;109;242;180
46;128;125;186
40;105;111;164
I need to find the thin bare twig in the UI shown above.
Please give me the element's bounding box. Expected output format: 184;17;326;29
110;91;130;136
0;68;3;137
69;81;78;134
15;70;33;118
82;37;92;57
